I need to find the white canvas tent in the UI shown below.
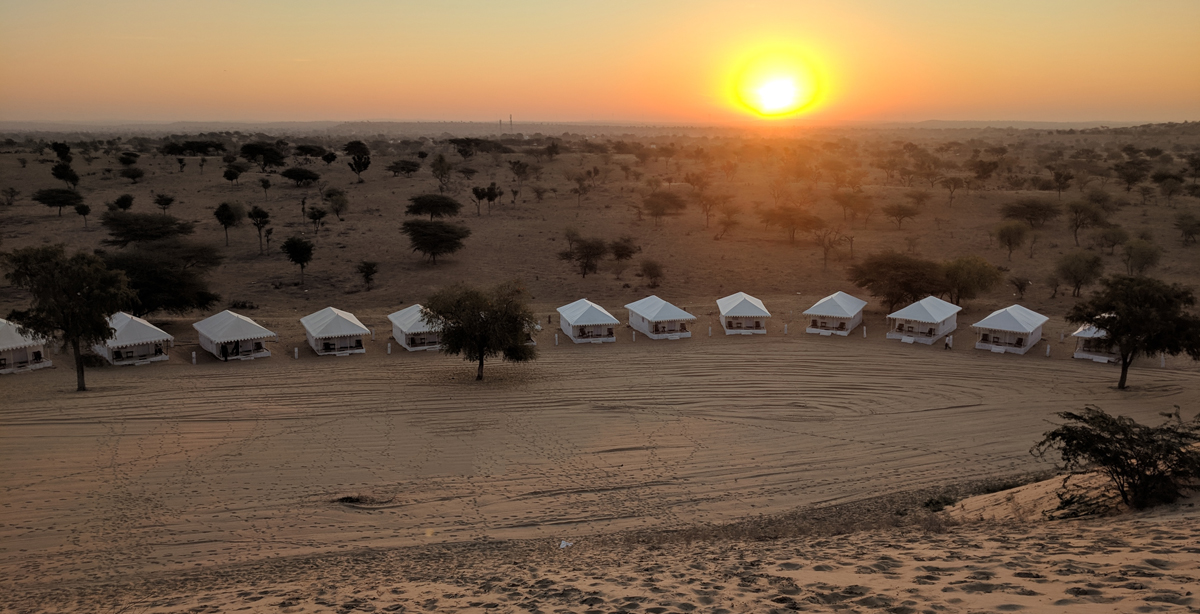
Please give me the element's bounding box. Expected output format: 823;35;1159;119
625;295;695;340
886;296;961;345
93;312;174;365
388;304;440;351
0;318;51;374
717;292;770;335
1072;323;1118;363
301;307;369;355
803;291;867;336
971;304;1048;355
557;299;618;343
193;310;276;361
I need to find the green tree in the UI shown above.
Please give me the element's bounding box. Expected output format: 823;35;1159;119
100;211;195;247
942;255;1003;305
881;203;920;229
995;221;1028;260
247;206;271;254
1067;276;1200;389
847;252;948;311
1002;198;1061;227
938;176;965;206
32;188;83;217
1122;239;1162;275
344;140;371;182
387;159;421;177
259;178;271;200
357;261;379;290
1175;212;1200;245
1112;158;1152;191
51;161;79;189
639;259;664;288
154;193;176;215
307;207;328;233
111;194;135;211
239;142;288;172
430;154;454;193
406;194;463;220
1033;406;1200;509
558;237;608;278
423;280;538;380
642;191;688;227
280;236;315;285
1056;251;1105;297
3;245;135;391
280;167;320;187
758;205;825;242
223;167;241;185
1066;200;1108;246
321;151;338;166
1096;226;1130;255
213;202;245;246
400;219;471;264
105;239;222;317
120;167;145;184
74;203;91;227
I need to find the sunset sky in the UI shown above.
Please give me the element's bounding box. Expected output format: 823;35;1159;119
1;0;1197;124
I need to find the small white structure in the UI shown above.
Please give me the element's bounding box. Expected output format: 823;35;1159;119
193;310;276;361
971;305;1049;355
0;318;51;374
301;307;369;356
717;292;770;335
1072;324;1118;363
887;296;961;345
803;291;867;336
625;295;695;340
557;299;618;343
93;312;174;365
388;304;440;351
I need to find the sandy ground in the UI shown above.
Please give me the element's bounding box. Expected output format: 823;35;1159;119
3;324;1197;612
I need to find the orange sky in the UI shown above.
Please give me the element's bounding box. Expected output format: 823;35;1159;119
1;0;1197;124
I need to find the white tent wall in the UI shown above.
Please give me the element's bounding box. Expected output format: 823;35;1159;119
561;319;616;343
306;332;365;355
974;325;1043;355
721;316;767;334
94;340;171;365
0;344;51;374
198;333;271;361
627;313;692;339
393;324;440;351
886;314;957;345
805;312;862;336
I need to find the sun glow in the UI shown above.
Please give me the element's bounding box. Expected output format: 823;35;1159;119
731;49;822;119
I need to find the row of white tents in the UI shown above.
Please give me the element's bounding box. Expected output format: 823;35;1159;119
0;291;1120;374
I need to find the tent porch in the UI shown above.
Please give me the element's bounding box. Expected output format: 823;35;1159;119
105;342;170;365
886;317;955;345
974;329;1038;355
400;332;440;351
805;314;860;337
1074;338;1118;363
309;334;365;356
722;316;766;335
0;346;51;374
569;324;615;343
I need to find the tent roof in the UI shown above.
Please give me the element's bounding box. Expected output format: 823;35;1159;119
301;307;370;339
388;304;436;334
624;295;696;322
0;318;44;352
717;292;771;318
557;299;618;326
1072;323;1107;339
803;291;868;318
193;310;277;343
888;296;962;323
105;312;174;349
971;304;1049;333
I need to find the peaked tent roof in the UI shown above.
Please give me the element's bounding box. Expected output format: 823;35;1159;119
0;318;44;352
104;312;174;349
193;310;277;343
301;307;370;339
388;304;436;334
971;304;1049;333
717;292;771;318
557;299;619;326
1072;323;1108;339
804;291;868;318
887;296;962;323
625;295;696;323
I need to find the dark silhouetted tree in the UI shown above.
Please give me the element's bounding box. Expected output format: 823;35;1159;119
213;202;245;246
847;252;948;311
423;280;538;380
1056;251;1105;297
32;188;82;216
281;167;320;187
281;236;315;285
357;261;378;290
400;219;471;264
406;194;462;220
74;203;91;227
558;237;607;278
51;162;79;189
248;205;271;254
154;194;175;215
995;222;1028;260
239;142;288;172
344;140;371;182
943;255;1003;305
100;211;195;247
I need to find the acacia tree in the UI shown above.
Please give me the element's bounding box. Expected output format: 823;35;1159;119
642;191;687;227
344;140;371;182
1056;251;1104;297
995;222;1028;260
357;261;379;290
155;194;176;215
74;203;91;227
559;237;608;278
1067;276;1200;389
3;245;135;391
248;206;271;254
1066;201;1107;246
400;219;471;264
213;202;245;246
942;255;1003;305
423;280;538;381
406;194;462;220
881;203;920;229
847;252;948;311
32;188;83;217
281;236;315;285
429;154;454;193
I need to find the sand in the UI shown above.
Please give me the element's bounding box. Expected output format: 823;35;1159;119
3;326;1198;612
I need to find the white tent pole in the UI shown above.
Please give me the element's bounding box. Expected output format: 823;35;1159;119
1161;352;1166;367
371;328;375;341
708;326;712;336
387;342;392;354
1046;345;1050;357
294;347;298;359
632;331;636;342
784;323;788;334
863;326;867;338
191;351;196;365
555;334;559;346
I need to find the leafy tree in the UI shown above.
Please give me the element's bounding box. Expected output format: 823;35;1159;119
154;193;175;215
430;154;454;193
74;203;91;227
294;144;327;159
120;167;145;184
118;152;140;167
609;236;640;262
1064;200;1107;246
1033;406;1200;509
307;207;327;233
281;236;315;285
247;205;271;254
484;182;503;213
1175;212;1200;245
470;186;488;215
281;167;320;187
3;245;135;391
642;191;687;227
943;255;1003;305
715;202;741;239
558;237;608;278
509;160;531;190
357;261;379;290
995;222;1028;260
387;159;421;177
1122;239;1162;275
1047;167;1074;198
32;188;82;216
846;252;948;311
111;193;135;211
422;280;538;380
213;202;245;246
904;189;932;209
1112;158;1152;191
758;205;825;243
104;239;222;317
812;227;849;269
344;140;371;182
51;161;79;189
1056;251;1105;297
640;259;665;288
400;219;471;264
966;158;1000;181
259;178;271;200
881;203;920;229
1095;226;1131;254
457;167;478;181
50;141;72;164
1002;198;1061;227
406;194;463;220
176;157;187;173
321;151;338;166
693;191;732;228
1009;275;1032;299
239;142;288;172
100;211;195;247
1;187;19;206
1067;276;1200;389
327;190;349;221
223;167;241;185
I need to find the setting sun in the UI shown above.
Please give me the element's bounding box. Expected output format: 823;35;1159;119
731;50;822;118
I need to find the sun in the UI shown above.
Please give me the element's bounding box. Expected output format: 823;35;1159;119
731;51;821;118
